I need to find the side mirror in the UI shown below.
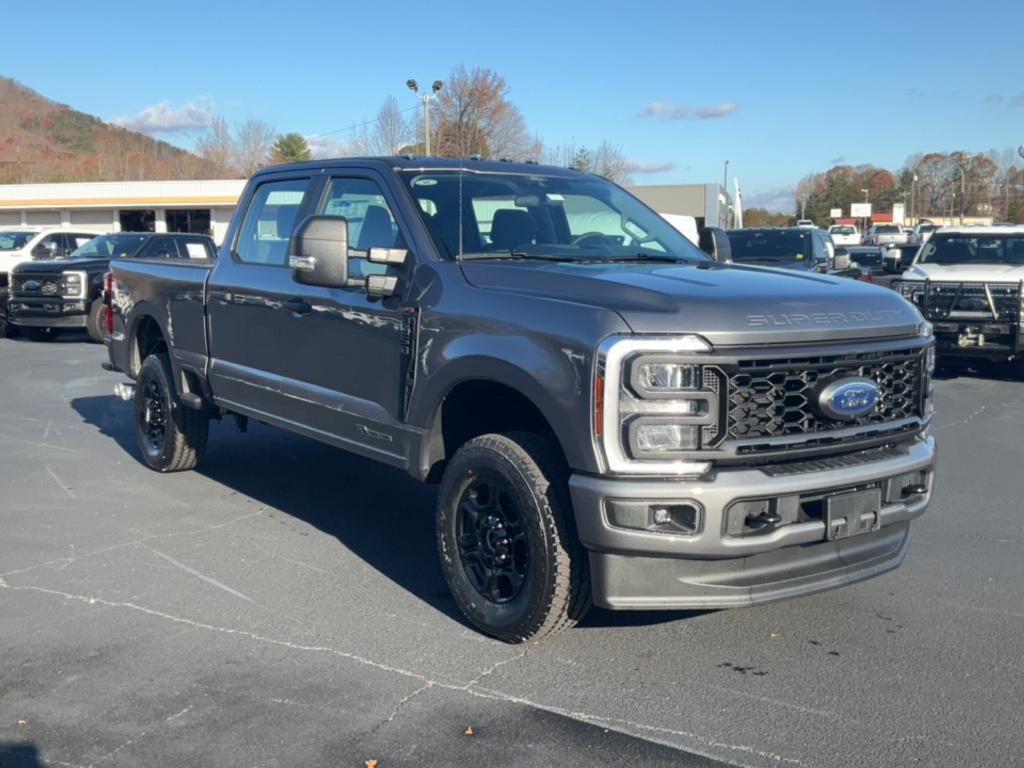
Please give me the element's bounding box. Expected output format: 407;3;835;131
33;241;58;259
698;226;732;262
833;249;851;271
288;215;350;288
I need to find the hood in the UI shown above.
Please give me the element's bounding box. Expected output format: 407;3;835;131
906;262;1024;283
12;257;110;275
461;260;922;345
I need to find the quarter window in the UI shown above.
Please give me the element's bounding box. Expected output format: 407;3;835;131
235;178;310;265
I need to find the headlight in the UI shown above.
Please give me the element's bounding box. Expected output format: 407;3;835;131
596;336;721;476
61;271;87;299
631;360;699;396
899;280;924;303
629;419;700;456
925;345;936;375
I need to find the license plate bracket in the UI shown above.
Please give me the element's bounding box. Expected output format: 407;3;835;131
824;488;881;540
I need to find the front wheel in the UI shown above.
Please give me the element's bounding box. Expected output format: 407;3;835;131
86;297;105;343
436;432;590;642
134;354;209;472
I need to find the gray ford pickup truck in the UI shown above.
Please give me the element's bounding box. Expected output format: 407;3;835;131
103;157;937;642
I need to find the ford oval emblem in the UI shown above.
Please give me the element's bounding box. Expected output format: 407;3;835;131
24;279;40;291
818;377;879;420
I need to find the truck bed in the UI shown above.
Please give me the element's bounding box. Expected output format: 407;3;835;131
109;257;215;377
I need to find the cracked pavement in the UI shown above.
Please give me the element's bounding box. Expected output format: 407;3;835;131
1;335;1023;767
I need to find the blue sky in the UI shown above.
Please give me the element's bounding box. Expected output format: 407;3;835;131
3;0;1022;210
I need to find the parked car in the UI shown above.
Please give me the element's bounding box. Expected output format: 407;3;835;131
725;227;861;278
898;225;1024;365
866;224;909;247
103;158;936;642
828;224;862;246
10;232;215;342
0;228;100;336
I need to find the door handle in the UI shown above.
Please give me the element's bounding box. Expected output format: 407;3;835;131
283;299;312;315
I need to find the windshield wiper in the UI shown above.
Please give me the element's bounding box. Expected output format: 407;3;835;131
459;251;589;263
597;254;688;263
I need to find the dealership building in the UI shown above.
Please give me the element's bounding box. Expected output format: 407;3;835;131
0;179;246;244
0;178;734;245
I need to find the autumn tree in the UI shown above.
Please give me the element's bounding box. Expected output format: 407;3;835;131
433;66;533;160
195;117;236;175
270;132;312;164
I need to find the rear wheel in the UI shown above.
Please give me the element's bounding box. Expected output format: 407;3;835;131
134;354;209;472
436;432;590;642
23;326;57;342
86;297;105;343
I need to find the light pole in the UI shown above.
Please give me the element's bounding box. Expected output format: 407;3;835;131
860;188;869;235
910;172;918;224
723;160;730;225
406;79;443;156
956;165;966;224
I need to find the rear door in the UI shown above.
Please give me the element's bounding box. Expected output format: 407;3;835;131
206;174;315;416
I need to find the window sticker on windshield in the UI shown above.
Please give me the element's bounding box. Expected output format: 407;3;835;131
186;243;207;259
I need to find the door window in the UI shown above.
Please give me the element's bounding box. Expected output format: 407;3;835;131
319;178;401;278
139;236;180;259
235;179;310;265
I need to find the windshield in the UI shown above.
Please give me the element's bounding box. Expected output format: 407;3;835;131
830;226;856;235
727;230;811;263
0;231;35;251
70;234;149;259
918;234;1024;265
398;169;708;263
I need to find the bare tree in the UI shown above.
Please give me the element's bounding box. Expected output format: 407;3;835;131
433;66;532;160
593;141;632;185
367;96;412;155
196;117;236;174
234;118;275;177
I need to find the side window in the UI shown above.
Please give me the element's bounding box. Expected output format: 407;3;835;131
811;233;828;261
69;233;95;252
139;236;180;259
319;178;401;278
33;234;63;258
235;178;310;265
181;236;215;260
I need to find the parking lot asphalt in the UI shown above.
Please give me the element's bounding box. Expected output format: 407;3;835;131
1;333;1022;768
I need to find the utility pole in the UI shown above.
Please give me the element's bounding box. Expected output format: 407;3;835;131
406;79;443;156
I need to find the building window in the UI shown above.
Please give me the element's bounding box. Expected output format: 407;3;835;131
166;209;212;236
120;209;156;232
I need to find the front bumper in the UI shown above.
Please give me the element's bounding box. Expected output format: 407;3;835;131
9;297;88;328
932;320;1022;360
569;436;935;609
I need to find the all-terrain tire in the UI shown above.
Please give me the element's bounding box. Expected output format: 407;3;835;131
134;353;209;472
437;432;591;642
86;297;105;343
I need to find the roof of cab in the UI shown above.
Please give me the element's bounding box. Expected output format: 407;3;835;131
933;225;1024;236
252;156;583;179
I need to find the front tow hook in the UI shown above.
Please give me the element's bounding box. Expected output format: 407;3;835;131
745;511;783;530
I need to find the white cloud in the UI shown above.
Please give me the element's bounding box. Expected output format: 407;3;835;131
624;160;676;174
306;134;364;159
639;101;737;120
111;99;215;135
744;185;795;213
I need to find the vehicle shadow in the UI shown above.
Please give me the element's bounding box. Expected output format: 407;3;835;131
0;743;44;768
934;360;1022;382
70;393;701;634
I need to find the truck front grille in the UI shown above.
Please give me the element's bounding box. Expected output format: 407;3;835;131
725;347;924;441
11;273;62;297
920;281;1022;323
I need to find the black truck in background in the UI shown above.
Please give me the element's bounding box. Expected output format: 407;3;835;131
103;158;936;642
10;232;214;342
